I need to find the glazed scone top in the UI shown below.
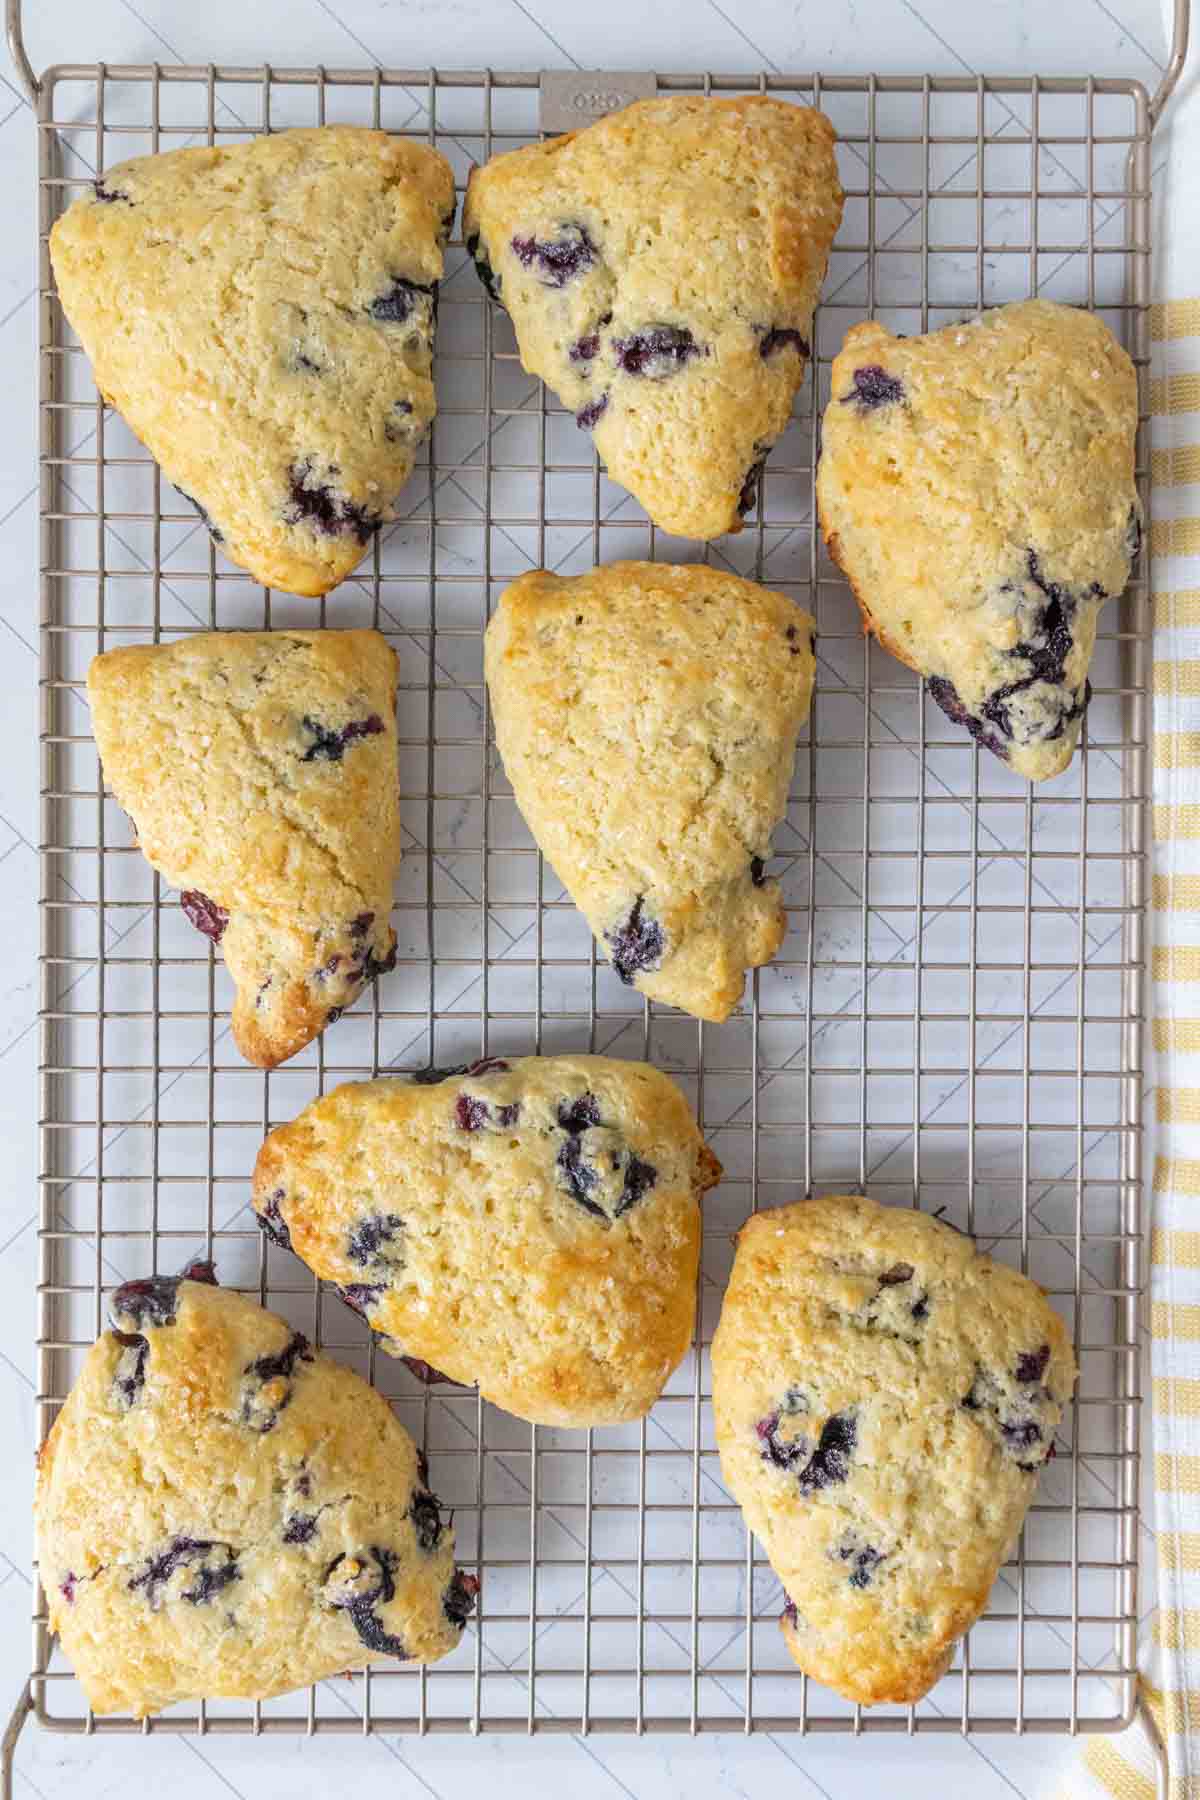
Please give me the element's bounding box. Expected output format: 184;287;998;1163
464;96;844;538
50;127;455;597
87;630;400;1068
35;1272;474;1717
252;1055;719;1427
712;1196;1076;1706
817;300;1140;781
485;563;815;1022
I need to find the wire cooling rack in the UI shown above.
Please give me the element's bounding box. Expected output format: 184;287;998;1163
3;0;1192;1767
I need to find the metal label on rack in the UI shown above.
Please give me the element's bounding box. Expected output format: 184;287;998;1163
540;71;657;132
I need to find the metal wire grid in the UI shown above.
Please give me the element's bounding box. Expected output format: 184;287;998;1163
26;60;1155;1742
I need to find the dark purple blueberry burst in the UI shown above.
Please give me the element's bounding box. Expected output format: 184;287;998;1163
756;1409;809;1472
60;1573;78;1604
576;393;609;430
927;675;1011;763
556;1094;602;1134
284;459;381;543
181;890;229;943
368;277;435;324
93;180;131;205
338;1282;384;1318
570;333;601;363
841;365;904;410
605;896;664;985
1015;1344;1051;1385
109;1258;216;1333
128;1537;240;1610
444;1569;479;1628
511;222;597;287
347;1212;404;1270
323;1547;406;1656
796;1411;857;1495
738;454;767;518
454;1090;521;1132
282;1512;318;1545
258;1188;292;1252
466;233;502;304
837;1537;884;1590
750;857;767;887
614;325;700;379
409;1488;446;1553
112;1330;150;1408
781;1595;799;1630
300;713;385;763
240;1331;314;1434
759;326;809;360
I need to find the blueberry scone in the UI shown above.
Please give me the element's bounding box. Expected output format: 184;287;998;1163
817;300;1140;781
463;96;843;538
50;127;455;597
35;1263;477;1717
87;630;399;1068
252;1055;720;1426
485;563;815;1022
712;1196;1076;1705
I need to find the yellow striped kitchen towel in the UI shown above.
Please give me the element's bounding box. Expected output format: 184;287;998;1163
1062;6;1197;1788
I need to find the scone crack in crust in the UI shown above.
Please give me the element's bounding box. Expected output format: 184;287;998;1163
711;1195;1077;1705
816;299;1140;782
485;562;816;1023
463;96;843;539
251;1054;719;1427
49;127;456;597
35;1273;477;1717
86;629;401;1069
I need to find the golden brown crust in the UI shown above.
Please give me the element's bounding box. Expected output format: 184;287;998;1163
35;1278;472;1717
86;630;400;1069
50;127;455;598
817;301;1140;782
252;1055;719;1427
712;1195;1077;1706
464;96;843;538
484;561;815;1022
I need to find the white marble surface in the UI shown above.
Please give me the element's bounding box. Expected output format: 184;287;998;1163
0;0;1178;1794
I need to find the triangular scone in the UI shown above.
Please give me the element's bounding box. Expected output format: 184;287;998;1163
36;1265;476;1717
50;127;455;598
252;1056;720;1427
712;1197;1076;1706
463;97;843;539
86;631;400;1068
485;563;815;1021
817;300;1141;781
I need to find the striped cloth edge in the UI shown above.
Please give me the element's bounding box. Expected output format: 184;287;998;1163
1058;299;1200;1799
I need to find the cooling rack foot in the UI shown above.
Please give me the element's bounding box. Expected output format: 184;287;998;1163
1;1684;32;1800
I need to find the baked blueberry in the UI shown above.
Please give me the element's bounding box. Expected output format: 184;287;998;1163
841;364;904;410
258;1187;292;1251
368;278;434;324
282;1512;319;1545
109;1257;217;1331
759;326;809;359
128;1537;240;1610
575;394;609;430
511;223;597;287
443;1568;479;1628
613;325;700;378
181;889;229;942
347;1212;404;1270
323;1547;406;1657
796;1411;856;1494
284;460;381;543
93;180;131;205
300;713;385;763
409;1488;445;1553
240;1331;313;1434
605;896;664;985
